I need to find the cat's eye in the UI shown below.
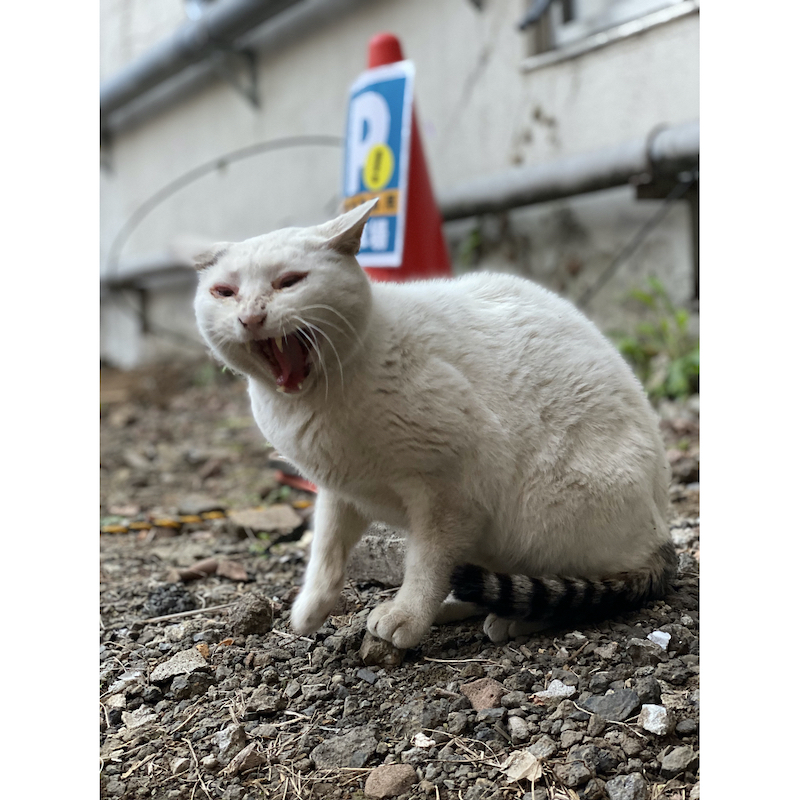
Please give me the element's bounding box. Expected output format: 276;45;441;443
211;284;237;298
274;272;308;291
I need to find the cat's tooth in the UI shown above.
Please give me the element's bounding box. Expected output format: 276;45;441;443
245;340;251;353
275;337;284;353
297;382;303;391
276;385;286;393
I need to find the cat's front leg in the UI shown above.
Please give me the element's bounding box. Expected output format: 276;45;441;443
291;491;368;636
367;535;457;649
367;501;478;649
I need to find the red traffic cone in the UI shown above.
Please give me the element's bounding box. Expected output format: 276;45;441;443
363;33;452;282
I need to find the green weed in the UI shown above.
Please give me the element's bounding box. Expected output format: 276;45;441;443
613;277;699;401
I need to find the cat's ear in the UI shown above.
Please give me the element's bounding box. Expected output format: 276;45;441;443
321;198;379;257
193;243;231;271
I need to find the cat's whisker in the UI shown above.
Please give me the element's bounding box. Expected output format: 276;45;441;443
291;316;329;401
299;313;347;338
300;319;345;394
301;304;364;348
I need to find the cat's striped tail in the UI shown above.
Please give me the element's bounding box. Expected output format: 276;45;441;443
450;542;677;628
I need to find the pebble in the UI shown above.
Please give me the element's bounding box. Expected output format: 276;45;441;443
638;704;675;736
527;734;558;760
508;715;530;743
364;763;418;798
627;638;666;666
533;679;576;703
660;745;699;778
647;630;671;650
359;633;406;667
606;773;649;800
227;592;273;635
150;648;208;683
581;689;642;722
214;723;247;764
460;677;507;710
309;726;378;769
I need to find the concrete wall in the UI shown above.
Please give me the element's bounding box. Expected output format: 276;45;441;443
100;0;699;367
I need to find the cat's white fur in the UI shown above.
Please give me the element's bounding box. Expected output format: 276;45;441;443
194;200;672;649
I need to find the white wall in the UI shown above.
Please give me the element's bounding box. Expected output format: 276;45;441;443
100;0;699;366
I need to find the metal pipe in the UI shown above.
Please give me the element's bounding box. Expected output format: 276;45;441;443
438;120;698;221
100;0;303;119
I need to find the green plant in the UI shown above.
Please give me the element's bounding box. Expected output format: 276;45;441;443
613;277;699;401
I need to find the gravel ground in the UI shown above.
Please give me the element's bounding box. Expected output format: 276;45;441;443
100;361;700;800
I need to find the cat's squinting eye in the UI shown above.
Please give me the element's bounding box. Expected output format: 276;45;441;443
211;284;237;298
274;272;308;291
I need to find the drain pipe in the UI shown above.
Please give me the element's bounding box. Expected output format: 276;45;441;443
100;0;303;121
437;120;699;221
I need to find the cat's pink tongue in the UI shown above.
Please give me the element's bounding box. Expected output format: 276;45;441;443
271;334;306;392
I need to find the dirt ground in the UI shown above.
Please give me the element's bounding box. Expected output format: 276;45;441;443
100;359;699;800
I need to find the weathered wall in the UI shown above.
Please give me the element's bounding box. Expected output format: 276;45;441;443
100;0;699;367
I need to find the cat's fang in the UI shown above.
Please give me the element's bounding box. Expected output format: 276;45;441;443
244;340;251;353
275;337;284;353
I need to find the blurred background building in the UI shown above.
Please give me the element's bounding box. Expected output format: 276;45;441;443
100;0;699;369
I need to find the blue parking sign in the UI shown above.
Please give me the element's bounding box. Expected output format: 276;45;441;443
342;60;415;267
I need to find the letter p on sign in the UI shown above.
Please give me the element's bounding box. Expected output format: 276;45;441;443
342;60;414;267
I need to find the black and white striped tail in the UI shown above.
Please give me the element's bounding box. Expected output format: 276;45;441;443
450;542;677;627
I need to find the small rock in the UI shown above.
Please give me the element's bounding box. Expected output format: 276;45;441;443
150;648;208;684
348;525;407;586
461;677;508;710
170;672;215;699
582;689;642;722
606;773;649;800
587;714;607;737
595;642;619;659
222;741;265;775
284;679;302;699
508;715;530;743
553;760;592;787
357;668;378;685
214;723;247;764
676;718;698;736
121;707;156;729
227;592;273;635
391;696;448;736
638;704;675;736
246;685;288;716
360;633;406;667
310;726;378;769
412;732;437;749
633;675;661;705
200;755;220;771
533;679;576;704
660;745;699;778
627;638;667;666
171;757;191;775
527;735;558;760
647;630;671;650
364;763;418;798
447;711;470;735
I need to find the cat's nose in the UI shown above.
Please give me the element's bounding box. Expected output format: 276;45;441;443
238;313;266;330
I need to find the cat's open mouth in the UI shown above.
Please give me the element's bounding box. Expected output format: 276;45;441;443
248;332;311;393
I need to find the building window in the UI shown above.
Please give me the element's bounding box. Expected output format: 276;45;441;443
521;0;694;58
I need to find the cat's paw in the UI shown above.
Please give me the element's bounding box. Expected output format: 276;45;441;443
367;601;428;649
483;614;546;643
291;589;336;636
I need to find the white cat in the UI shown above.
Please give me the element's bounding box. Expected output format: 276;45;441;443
194;199;675;649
